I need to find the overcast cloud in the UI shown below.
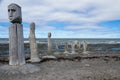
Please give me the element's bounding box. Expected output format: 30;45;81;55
0;0;120;38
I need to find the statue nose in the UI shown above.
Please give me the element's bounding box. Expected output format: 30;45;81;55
9;11;13;17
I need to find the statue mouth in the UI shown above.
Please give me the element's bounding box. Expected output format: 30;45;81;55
9;17;13;20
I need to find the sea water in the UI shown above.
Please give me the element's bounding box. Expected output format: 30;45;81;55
0;38;120;55
0;38;120;44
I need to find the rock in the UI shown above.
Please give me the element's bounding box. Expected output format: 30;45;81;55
8;3;25;66
48;32;52;54
29;22;40;62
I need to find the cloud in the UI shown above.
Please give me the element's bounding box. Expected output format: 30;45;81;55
0;0;120;38
64;24;105;30
0;0;2;4
1;0;120;23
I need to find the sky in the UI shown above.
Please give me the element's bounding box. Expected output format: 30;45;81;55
0;0;120;38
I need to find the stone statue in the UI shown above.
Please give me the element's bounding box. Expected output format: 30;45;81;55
55;40;59;51
77;41;81;49
71;41;76;54
48;32;51;38
8;3;22;23
82;40;88;54
29;22;40;62
64;42;69;54
8;3;25;65
54;40;60;54
48;32;52;54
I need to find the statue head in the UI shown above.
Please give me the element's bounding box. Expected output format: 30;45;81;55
8;3;22;23
30;22;35;31
48;32;51;38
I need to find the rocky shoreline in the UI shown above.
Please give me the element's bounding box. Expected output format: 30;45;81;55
0;57;120;80
0;43;120;80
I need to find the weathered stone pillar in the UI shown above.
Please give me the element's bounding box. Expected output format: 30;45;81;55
71;41;75;54
29;22;40;62
82;40;88;54
64;42;69;54
55;40;59;51
8;3;25;65
54;40;59;54
77;41;81;49
48;32;52;54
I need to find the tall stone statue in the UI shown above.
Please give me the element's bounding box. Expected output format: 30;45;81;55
29;22;40;62
48;32;52;54
8;3;25;65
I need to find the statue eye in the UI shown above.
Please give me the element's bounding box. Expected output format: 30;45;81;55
8;9;10;12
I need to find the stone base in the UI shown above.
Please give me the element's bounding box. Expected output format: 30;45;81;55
82;51;89;54
42;55;57;59
54;52;60;54
63;51;69;54
69;51;77;54
0;64;40;74
31;58;41;62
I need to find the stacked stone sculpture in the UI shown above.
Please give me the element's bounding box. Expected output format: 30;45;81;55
48;32;52;54
8;3;25;65
29;22;40;62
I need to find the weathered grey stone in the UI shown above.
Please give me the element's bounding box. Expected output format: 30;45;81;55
71;41;76;54
77;41;81;49
55;40;59;50
64;42;69;54
54;40;60;54
68;41;76;54
48;32;52;54
82;41;88;54
29;22;40;62
9;24;25;65
8;3;22;23
8;3;25;66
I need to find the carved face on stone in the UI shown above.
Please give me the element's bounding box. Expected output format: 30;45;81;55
48;32;51;37
8;3;22;23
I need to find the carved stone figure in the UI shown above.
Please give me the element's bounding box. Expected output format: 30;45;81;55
54;40;60;54
71;41;76;54
48;32;52;54
8;3;22;23
54;40;59;52
82;40;88;54
29;22;40;62
8;3;25;65
64;42;69;54
77;41;81;49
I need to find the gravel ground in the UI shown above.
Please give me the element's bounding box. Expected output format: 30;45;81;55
0;58;120;80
